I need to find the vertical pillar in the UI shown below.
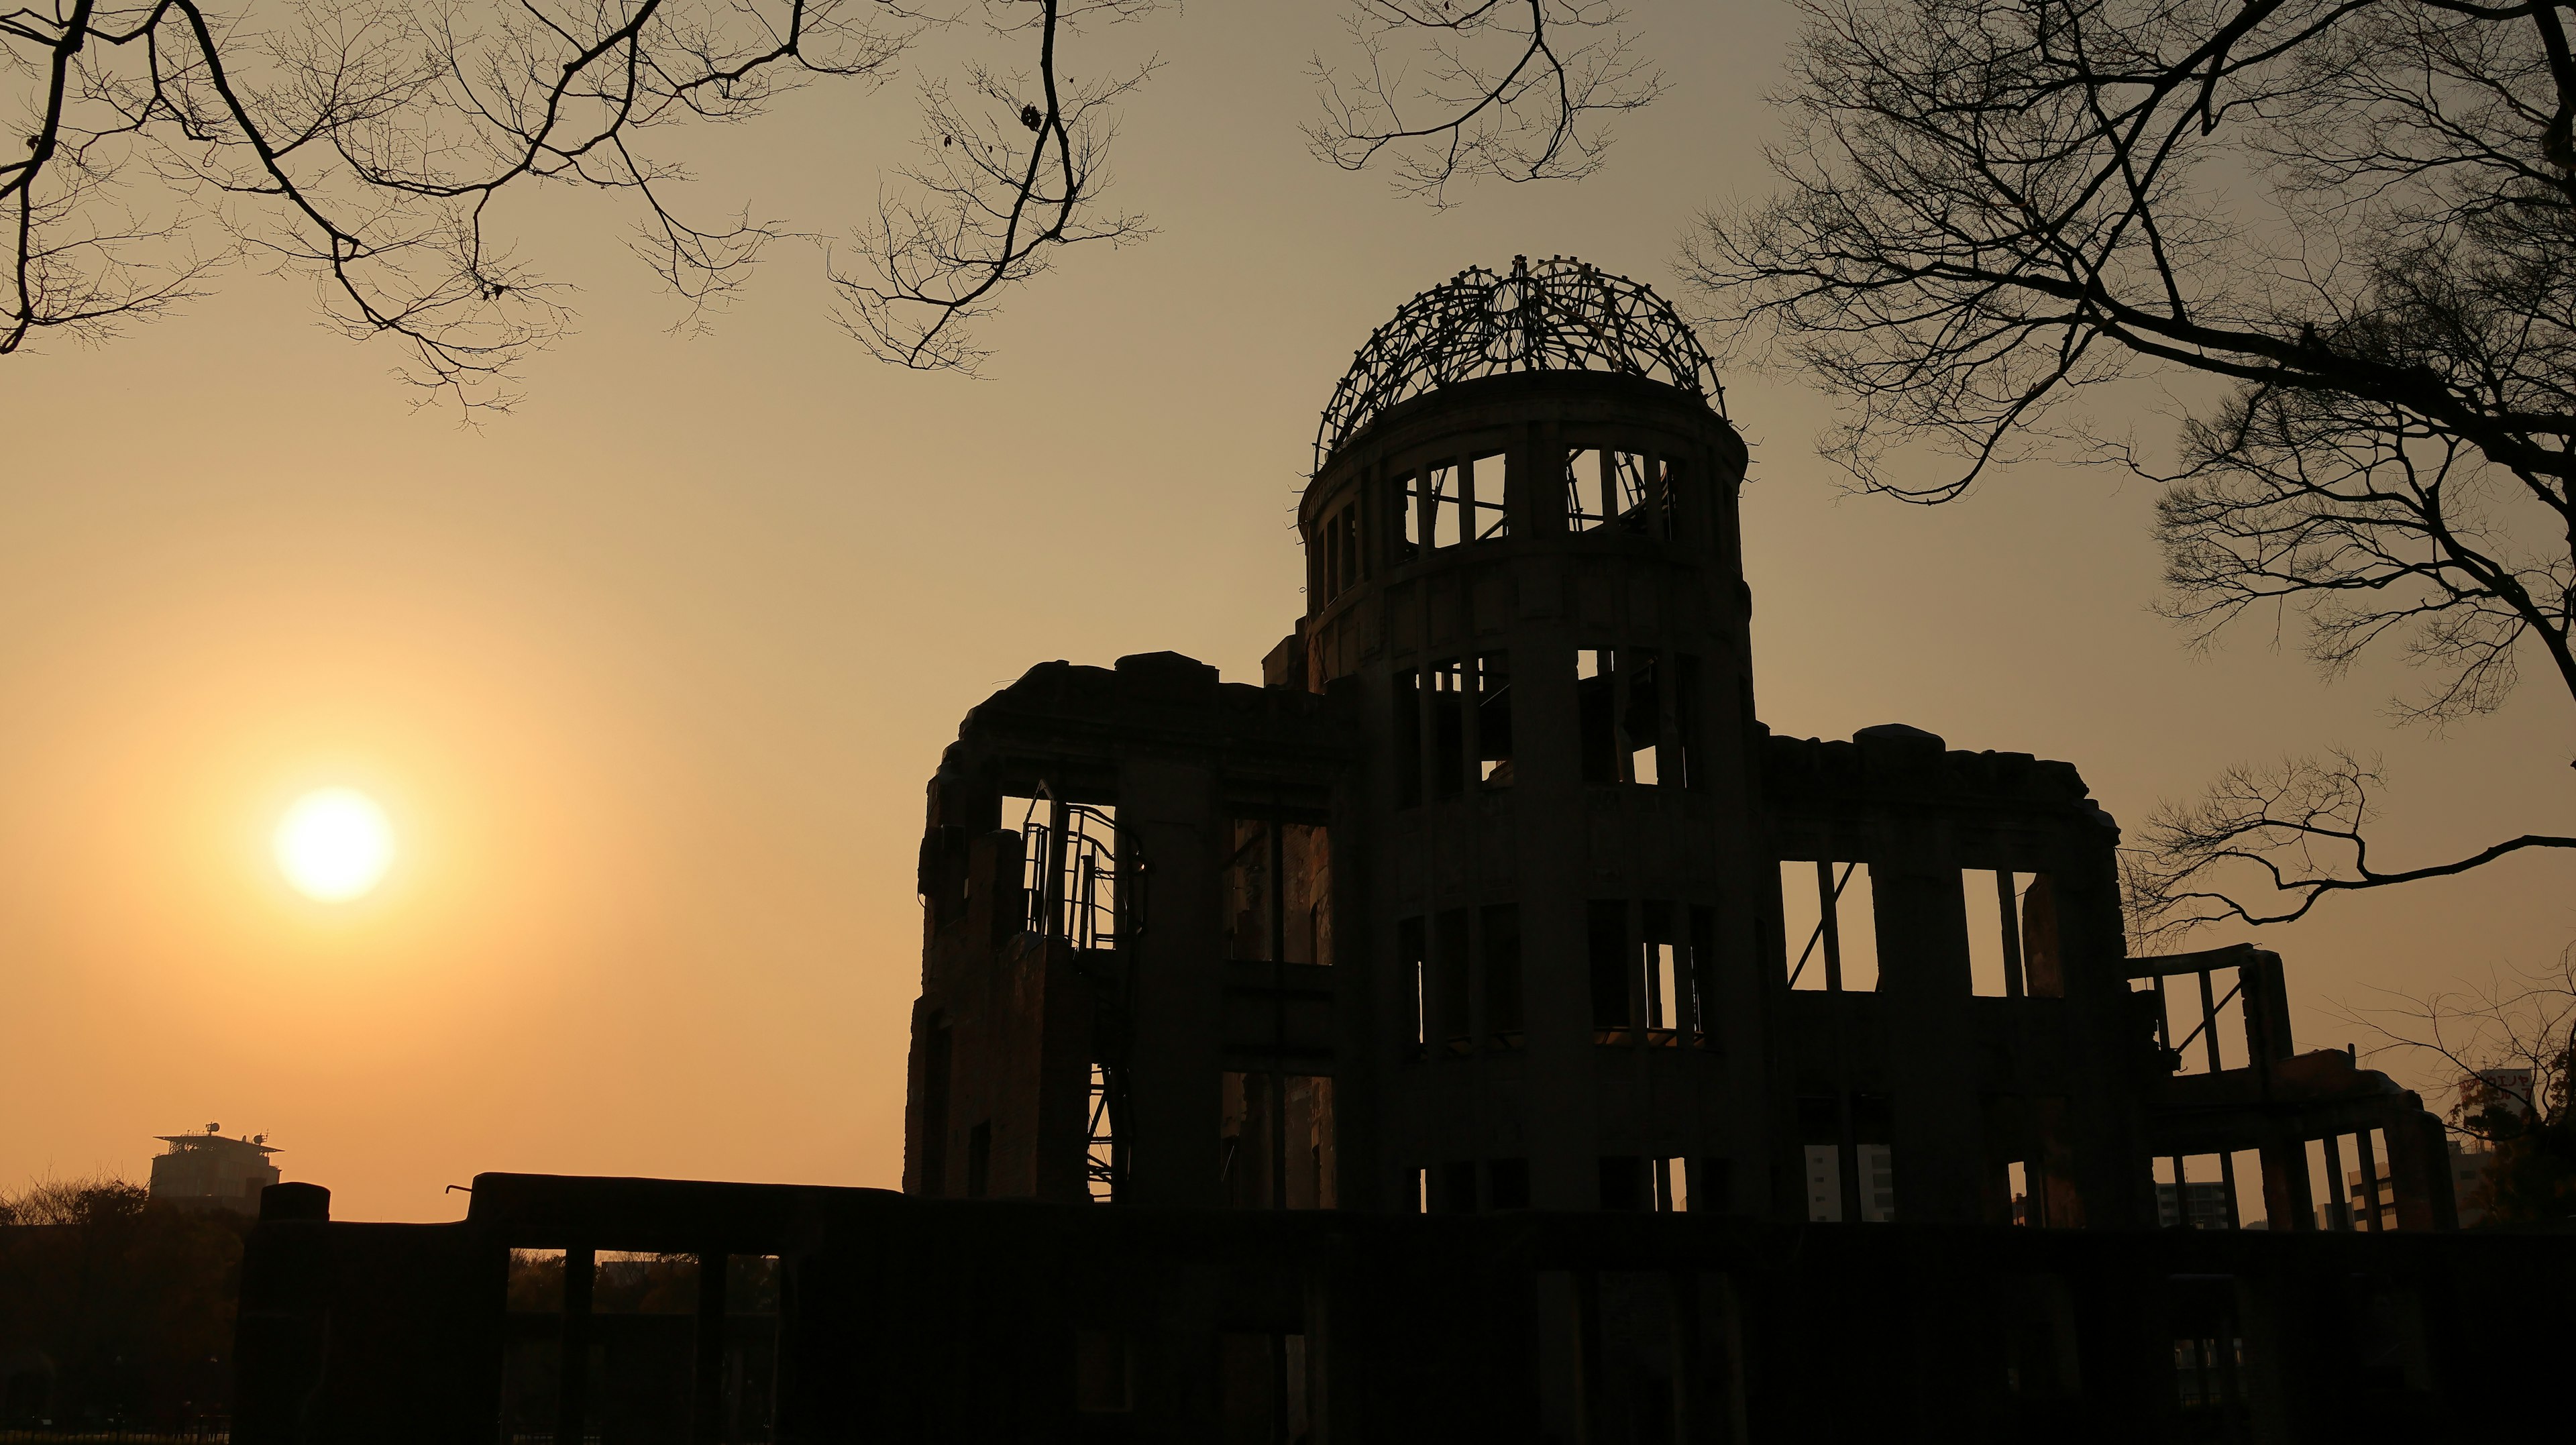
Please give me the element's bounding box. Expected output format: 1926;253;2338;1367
2319;1132;2349;1230
2354;1130;2384;1232
558;1245;595;1444
693;1250;729;1444
2258;1138;2314;1232
2381;1108;2459;1232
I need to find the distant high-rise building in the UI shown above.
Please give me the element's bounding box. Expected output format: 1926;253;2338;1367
1805;1143;1894;1223
2447;1138;2500;1228
2156;1179;2232;1229
147;1124;279;1216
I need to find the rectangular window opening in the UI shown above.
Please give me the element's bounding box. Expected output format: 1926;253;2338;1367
1625;648;1662;786
498;1248;568;1441
1397;470;1424;562
1476;651;1514;786
1692;1157;1732;1216
1566;449;1612;532
1481;903;1524;1050
1393;670;1422;808
1577;648;1620;784
1686;907;1717;1049
1610;450;1652;531
1642;900;1688;1044
1597;1155;1648;1211
1656;457;1684;541
2153;1154;2237;1230
1468;451;1509;540
1441;1159;1479;1214
1652;1156;1688;1213
2008;1161;2041;1226
1399;916;1428;1055
1426;462;1462;550
1219;1072;1337;1210
1858;1142;1897;1223
1429;659;1467;800
1966;869;2041;998
1433;908;1471;1055
1587;899;1632;1040
1672;654;1701;790
1782;861;1879;992
1488;1157;1531;1210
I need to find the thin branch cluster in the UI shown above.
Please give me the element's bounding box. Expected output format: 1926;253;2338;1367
2123;749;2573;939
1;0;1157;401
830;0;1155;374
1306;0;1662;206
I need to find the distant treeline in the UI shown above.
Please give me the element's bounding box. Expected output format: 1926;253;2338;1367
0;1179;244;1431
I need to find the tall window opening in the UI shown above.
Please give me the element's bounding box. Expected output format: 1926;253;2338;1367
1781;860;1879;992
1218;1073;1336;1210
1588;899;1631;1040
1222;820;1332;965
1085;1061;1120;1203
1481;903;1524;1050
1652;1157;1688;1212
1625;649;1662;785
1426;461;1462;549
1642;901;1693;1042
1468;451;1508;539
1004;792;1118;948
1393;670;1421;808
1688;907;1717;1047
1567;449;1612;531
1656;457;1684;540
1318;503;1360;602
918;1017;953;1194
1578;648;1620;783
1428;659;1467;800
1396;469;1424;563
1476;651;1513;786
1966;870;2050;998
1609;450;1652;531
1433;908;1471;1055
1399;916;1428;1054
1672;654;1702;789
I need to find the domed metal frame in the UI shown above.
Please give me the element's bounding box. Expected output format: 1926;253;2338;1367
1314;256;1725;471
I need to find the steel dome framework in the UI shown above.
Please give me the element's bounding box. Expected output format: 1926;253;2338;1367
1314;255;1725;471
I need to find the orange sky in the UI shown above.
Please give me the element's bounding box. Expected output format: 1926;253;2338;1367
5;5;2569;1222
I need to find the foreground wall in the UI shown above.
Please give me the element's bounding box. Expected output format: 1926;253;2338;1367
233;1173;2573;1445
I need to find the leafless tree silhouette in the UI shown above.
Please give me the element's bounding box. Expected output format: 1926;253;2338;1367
830;0;1153;373
1305;1;1662;206
1;0;1161;404
1687;0;2574;926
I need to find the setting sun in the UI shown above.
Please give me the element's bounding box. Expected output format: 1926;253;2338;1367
274;788;395;902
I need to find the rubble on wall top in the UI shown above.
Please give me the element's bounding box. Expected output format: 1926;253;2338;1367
953;652;1344;743
1761;725;2094;806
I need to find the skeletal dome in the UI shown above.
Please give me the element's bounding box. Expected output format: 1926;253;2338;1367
1315;256;1725;470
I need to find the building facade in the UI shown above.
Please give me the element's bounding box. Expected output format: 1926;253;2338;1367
147;1125;280;1216
902;258;2457;1238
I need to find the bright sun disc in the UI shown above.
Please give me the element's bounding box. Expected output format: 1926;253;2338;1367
274;788;395;902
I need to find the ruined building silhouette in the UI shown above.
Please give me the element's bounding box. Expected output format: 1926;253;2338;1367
228;261;2576;1444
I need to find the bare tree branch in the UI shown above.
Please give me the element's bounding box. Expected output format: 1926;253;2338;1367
2;0;1165;402
1305;0;1662;207
828;0;1155;373
2124;750;2576;939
